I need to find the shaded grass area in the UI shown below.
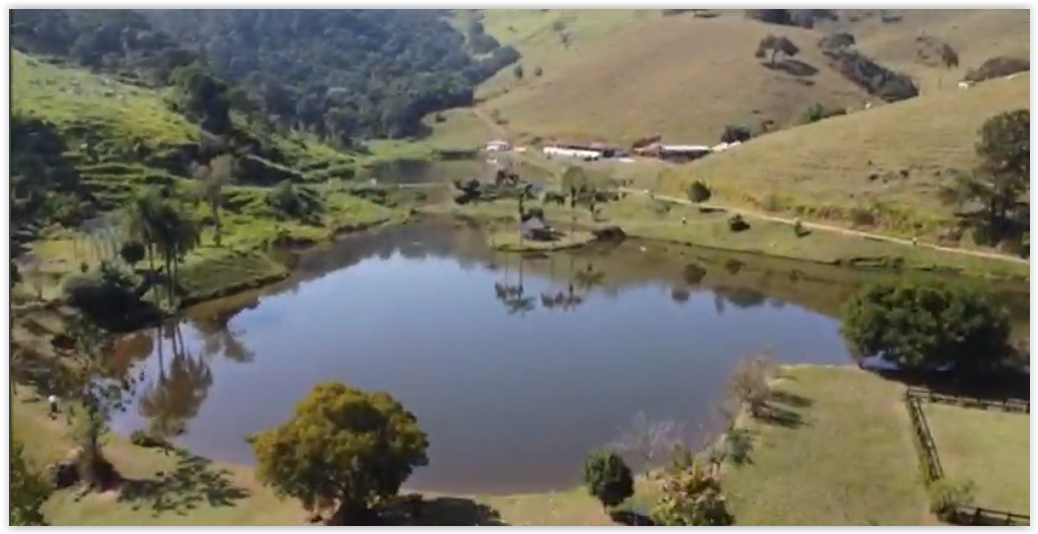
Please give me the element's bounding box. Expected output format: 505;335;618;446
723;365;933;526
922;403;1030;513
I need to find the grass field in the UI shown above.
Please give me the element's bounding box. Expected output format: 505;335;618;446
923;403;1030;513
840;9;1030;94
723;365;934;526
472;11;874;146
659;74;1030;237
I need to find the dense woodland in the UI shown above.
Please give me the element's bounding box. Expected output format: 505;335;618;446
10;9;520;143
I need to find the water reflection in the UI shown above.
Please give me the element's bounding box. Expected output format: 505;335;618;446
138;324;214;438
109;220;1030;495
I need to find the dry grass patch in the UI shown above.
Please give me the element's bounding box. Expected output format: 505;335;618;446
663;75;1029;235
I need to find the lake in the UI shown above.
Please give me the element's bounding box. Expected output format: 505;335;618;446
108;220;1030;495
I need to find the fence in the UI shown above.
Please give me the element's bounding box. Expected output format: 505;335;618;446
903;389;1030;526
906;387;1030;414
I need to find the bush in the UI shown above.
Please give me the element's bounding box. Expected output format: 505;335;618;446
729;353;773;418
803;103;848;124
119;241;146;266
583;450;635;511
720;125;751;144
841;280;1012;375
686;180;712;203
723;428;753;465
250;383;429;524
727;214;750;232
129;430;172;450
964;56;1029;83
651;453;734;526
928;478;976;522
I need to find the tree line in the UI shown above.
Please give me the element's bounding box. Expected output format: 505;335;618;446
10;9;522;144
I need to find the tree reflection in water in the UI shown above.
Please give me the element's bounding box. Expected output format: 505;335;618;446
189;304;256;364
493;251;536;316
137;323;214;440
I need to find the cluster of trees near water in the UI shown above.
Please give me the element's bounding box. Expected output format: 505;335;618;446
13;257;1024;525
11;9;519;143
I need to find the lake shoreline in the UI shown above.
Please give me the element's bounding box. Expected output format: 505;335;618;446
172;209;1029;318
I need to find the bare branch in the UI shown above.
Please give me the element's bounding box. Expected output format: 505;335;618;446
611;411;686;475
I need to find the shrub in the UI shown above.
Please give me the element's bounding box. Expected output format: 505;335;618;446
729;353;773;418
686;180;712;203
129;430;172;450
727;214;750;232
964;56;1029;82
119;241;146;266
534;66;543;77
841;280;1012;375
724;428;753;465
848;206;876;227
583;450;635;511
651;453;734;526
927;478;976;522
803;103;848;124
720;125;751;144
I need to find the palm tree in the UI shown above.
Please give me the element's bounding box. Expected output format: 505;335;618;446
125;190;164;275
149;198;201;305
192;154;237;247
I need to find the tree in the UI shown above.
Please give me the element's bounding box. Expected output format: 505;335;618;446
119;240;146;267
513;64;524;80
940;109;1029;244
61;315;135;489
687;180;712;203
720;125;751;144
818;31;856;51
250;382;429;524
651;452;733;526
728;353;773;418
583;450;634;511
756;35;799;64
841;280;1012;375
10;437;51;526
192;153;237;246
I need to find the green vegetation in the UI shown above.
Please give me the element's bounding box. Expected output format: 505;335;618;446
582;451;634;511
841;279;1014;374
923;404;1029;513
250;383;430;524
651;454;734;526
10;438;52;526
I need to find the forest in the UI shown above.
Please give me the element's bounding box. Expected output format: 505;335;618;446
10;9;520;143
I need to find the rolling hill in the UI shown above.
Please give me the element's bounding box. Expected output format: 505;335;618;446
657;73;1030;237
442;9;1028;149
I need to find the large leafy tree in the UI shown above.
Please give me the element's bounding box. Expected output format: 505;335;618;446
841;279;1012;375
941;109;1029;244
250;382;429;524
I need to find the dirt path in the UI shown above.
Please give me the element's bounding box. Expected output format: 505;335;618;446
466;107;1027;266
621;188;1028;265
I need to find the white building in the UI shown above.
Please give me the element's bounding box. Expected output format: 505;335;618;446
542;145;603;160
485;140;511;152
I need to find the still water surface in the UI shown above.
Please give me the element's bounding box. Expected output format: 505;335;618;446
108;222;1028;495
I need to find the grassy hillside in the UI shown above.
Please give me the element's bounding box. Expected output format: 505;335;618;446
11;50;398;303
833;9;1030;93
655;74;1029;237
470;11;876;146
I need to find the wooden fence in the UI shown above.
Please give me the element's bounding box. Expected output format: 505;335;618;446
906;387;1030;414
903;389;1030;526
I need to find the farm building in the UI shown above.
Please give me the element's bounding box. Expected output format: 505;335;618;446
542;145;603;160
634;143;713;163
485;139;511;152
